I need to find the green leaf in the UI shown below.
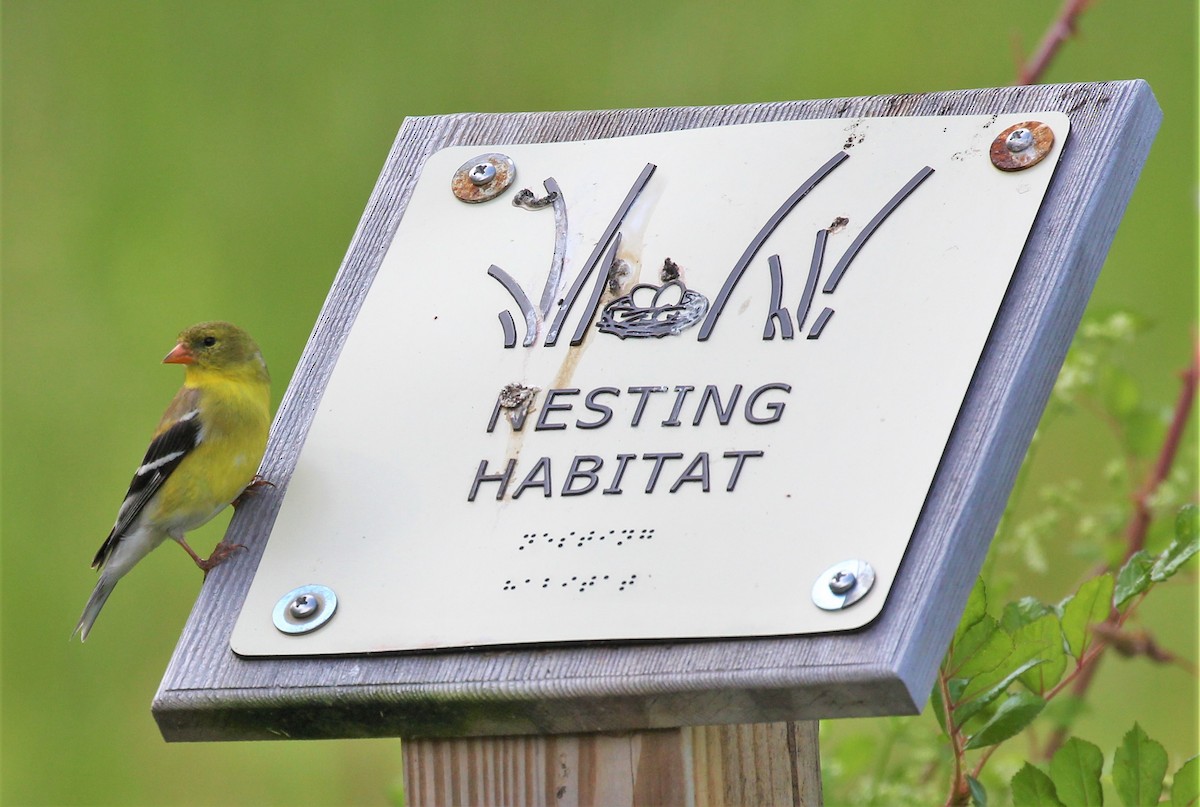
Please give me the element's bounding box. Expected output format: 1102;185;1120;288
1050;737;1105;806
950;616;1014;679
1176;504;1199;541
1151;506;1199;582
959;624;1053;703
1114;550;1155;609
954;577;989;647
1151;540;1198;582
1012;763;1066;806
964;691;1045;749
956;658;1045;725
1002;597;1053;632
1013;614;1067;695
967;774;988;806
1172;755;1199;807
1113;723;1168;807
1060;574;1114;659
931;678;948;735
960;695;1003;738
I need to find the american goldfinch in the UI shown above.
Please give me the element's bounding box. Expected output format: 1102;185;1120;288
74;322;271;641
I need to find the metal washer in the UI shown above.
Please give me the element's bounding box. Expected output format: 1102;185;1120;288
451;152;516;202
273;584;338;635
812;559;876;611
990;120;1055;171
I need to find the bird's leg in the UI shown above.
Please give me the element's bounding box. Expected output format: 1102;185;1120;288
200;541;246;571
175;536;207;569
232;475;274;510
175;535;245;573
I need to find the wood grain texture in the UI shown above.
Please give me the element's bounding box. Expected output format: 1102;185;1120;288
689;722;821;806
153;81;1161;741
403;721;819;806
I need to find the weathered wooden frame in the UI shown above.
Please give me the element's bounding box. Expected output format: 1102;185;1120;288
153;80;1160;741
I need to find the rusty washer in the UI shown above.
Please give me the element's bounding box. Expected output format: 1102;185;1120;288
990;121;1055;171
452;153;516;202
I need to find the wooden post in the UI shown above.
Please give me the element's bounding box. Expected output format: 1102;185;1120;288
403;721;821;806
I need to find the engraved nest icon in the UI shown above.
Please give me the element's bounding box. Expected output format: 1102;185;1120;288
597;280;710;339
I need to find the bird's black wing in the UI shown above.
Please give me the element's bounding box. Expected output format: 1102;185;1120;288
91;402;203;569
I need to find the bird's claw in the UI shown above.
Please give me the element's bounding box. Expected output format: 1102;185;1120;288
232;476;275;509
197;541;247;573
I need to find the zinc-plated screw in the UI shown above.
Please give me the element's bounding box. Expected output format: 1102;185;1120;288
273;584;338;635
812;559;876;611
469;162;497;185
829;570;857;595
1005;127;1034;153
289;593;318;620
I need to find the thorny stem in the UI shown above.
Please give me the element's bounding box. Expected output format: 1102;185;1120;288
1015;0;1093;85
1040;344;1199;759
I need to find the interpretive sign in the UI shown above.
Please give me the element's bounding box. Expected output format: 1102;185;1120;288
233;112;1067;655
155;82;1160;740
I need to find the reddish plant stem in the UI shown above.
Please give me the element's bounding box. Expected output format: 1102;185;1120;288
940;670;970;807
1016;0;1093;85
1041;345;1199;759
1124;342;1199;557
971;744;1000;780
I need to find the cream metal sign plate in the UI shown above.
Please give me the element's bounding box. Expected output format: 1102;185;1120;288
233;112;1068;656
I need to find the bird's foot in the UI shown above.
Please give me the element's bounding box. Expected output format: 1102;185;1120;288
197;541;247;572
232;476;275;509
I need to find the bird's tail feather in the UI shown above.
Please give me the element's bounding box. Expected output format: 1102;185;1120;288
74;575;117;642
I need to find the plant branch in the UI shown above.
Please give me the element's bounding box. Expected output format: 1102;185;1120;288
940;670;971;807
1015;0;1093;85
971;745;1001;779
1044;639;1108;701
1041;344;1200;758
1091;623;1197;672
1124;341;1199;557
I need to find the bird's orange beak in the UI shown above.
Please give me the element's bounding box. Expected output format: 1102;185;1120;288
163;343;196;365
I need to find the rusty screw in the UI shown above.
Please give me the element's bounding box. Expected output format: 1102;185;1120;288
991;121;1055;171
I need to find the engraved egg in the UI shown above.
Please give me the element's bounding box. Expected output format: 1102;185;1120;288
652;281;685;308
628;284;659;310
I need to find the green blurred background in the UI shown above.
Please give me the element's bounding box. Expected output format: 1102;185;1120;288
2;2;1195;805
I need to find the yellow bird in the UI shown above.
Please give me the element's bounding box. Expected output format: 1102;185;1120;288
75;322;271;641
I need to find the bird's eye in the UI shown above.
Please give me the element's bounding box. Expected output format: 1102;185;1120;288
203;336;217;347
